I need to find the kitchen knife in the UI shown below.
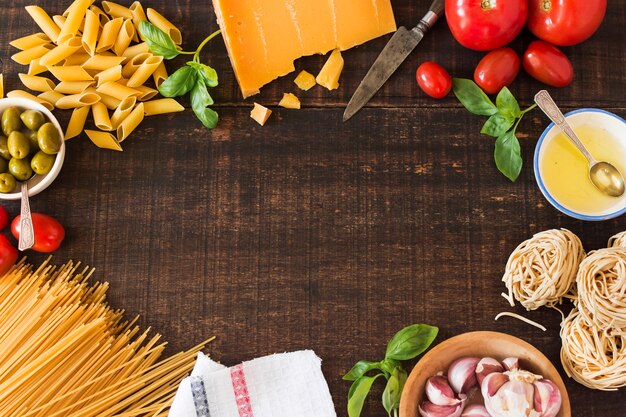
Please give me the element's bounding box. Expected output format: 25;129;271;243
343;0;445;122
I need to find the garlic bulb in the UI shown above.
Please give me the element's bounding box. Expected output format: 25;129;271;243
481;367;562;417
461;404;491;417
425;375;462;406
448;357;480;394
419;398;466;417
476;357;504;385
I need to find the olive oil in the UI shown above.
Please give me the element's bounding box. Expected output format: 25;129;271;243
540;125;626;216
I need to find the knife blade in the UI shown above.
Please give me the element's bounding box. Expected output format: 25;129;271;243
343;0;445;122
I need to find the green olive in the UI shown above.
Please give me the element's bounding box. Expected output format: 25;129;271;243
0;173;16;193
9;158;33;181
31;151;55;175
20;109;46;131
28;131;40;153
2;107;24;136
8;131;30;159
0;136;10;160
37;122;61;155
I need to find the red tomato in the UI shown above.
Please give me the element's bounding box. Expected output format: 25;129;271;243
11;213;65;253
0;235;17;276
416;62;452;99
445;0;528;51
528;0;607;46
523;41;574;88
0;206;8;230
474;48;520;95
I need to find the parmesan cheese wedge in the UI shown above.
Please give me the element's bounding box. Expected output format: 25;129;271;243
294;70;316;91
279;93;301;109
316;49;344;91
250;103;272;126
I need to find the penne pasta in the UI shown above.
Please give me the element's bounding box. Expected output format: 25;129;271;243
28;59;47;76
152;61;168;87
94;65;122;86
121;42;149;60
127;55;162;88
101;1;132;18
143;99;185;116
48;65;94;82
97;92;122;110
62;53;91;66
25;6;61;43
117;102;144;142
38;90;66;107
147;8;182;45
82;9;99;56
52;14;67;29
96;17;123;53
113;20;135;57
58;0;91;43
85;130;122;150
121;53;151;78
0;74;3;99
7;90;55;111
110;96;136;129
11;43;54;66
89;4;110;27
9;33;50;51
65;106;90;139
55;91;101;109
18;73;56;92
82;54;125;71
96;80;141;101
39;36;83;67
129;2;147;42
134;85;158;101
55;80;94;94
92;102;113;131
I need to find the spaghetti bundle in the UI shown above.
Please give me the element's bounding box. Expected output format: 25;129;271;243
502;229;585;310
609;231;626;248
560;309;626;391
0;259;212;417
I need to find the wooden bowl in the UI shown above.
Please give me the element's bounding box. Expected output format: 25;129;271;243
399;331;571;417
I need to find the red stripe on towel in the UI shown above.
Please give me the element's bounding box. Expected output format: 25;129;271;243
230;364;254;417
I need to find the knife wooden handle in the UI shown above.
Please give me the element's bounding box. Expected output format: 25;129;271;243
415;0;445;33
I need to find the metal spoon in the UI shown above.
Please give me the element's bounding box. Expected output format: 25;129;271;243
18;181;34;251
534;90;625;198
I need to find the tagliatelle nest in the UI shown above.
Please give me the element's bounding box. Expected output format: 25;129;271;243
502;229;585;310
609;231;626;248
576;247;626;329
560;309;626;391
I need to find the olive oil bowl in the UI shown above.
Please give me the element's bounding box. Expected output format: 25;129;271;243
534;108;626;221
0;98;65;200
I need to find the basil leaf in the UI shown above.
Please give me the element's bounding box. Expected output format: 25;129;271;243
191;78;218;129
496;87;521;118
348;374;384;417
385;324;438;361
158;66;198;98
494;130;523;182
382;368;407;416
187;62;219;87
344;360;382;381
139;21;179;60
452;78;498;116
481;114;516;138
379;358;401;376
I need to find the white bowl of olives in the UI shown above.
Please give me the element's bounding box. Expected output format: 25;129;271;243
0;98;65;200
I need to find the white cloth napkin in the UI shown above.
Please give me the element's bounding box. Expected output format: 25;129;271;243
169;350;337;417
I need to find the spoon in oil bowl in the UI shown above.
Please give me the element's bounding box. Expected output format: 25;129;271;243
534;90;625;198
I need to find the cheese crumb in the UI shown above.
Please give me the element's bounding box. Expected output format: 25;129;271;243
294;71;316;91
279;93;301;109
250;103;272;126
316;49;344;90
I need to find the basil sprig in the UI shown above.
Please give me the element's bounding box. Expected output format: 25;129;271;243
452;78;537;182
139;21;221;129
344;324;438;417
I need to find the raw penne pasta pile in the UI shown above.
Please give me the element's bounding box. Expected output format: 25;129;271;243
8;0;185;151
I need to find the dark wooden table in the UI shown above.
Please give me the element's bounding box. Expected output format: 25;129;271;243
2;1;625;415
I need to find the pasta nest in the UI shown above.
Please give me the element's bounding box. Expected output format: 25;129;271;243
502;229;585;310
560;309;626;391
576;247;626;329
609;231;626;249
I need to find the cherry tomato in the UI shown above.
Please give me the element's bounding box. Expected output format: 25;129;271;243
11;213;65;253
0;235;18;276
474;48;520;95
528;0;607;46
0;206;8;230
416;62;452;99
445;0;528;51
523;41;574;88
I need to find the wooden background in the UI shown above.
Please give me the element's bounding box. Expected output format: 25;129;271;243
2;0;625;415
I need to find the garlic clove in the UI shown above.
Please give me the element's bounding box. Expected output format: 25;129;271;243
481;372;508;396
419;400;465;417
461;404;492;417
533;379;562;417
483;378;540;417
426;375;461;406
448;357;480;394
476;357;504;386
502;357;520;371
